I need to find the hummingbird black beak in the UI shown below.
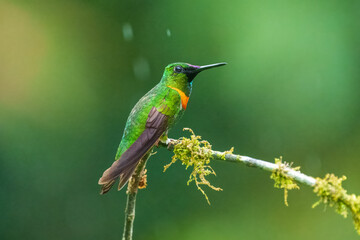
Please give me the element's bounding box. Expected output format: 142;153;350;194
198;62;227;72
186;62;227;82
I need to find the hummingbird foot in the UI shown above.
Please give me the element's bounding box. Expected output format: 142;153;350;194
138;169;147;189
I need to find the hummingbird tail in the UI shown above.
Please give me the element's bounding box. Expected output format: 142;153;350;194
100;179;116;194
98;157;140;194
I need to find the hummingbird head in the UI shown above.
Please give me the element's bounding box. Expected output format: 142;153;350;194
161;62;227;96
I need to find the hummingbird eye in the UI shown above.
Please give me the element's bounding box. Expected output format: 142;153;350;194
174;65;183;73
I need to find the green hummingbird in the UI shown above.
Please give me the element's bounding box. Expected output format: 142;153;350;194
98;62;227;194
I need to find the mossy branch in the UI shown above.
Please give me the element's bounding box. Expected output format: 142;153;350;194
313;174;360;234
122;153;150;240
160;128;360;235
270;157;300;206
163;128;223;204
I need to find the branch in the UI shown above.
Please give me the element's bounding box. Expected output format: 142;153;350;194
159;129;360;235
164;138;316;187
122;153;150;240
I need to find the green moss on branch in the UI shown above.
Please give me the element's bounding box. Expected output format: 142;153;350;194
270;157;300;206
163;128;223;204
313;174;360;234
162;130;360;235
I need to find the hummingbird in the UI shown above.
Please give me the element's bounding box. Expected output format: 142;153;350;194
98;62;227;194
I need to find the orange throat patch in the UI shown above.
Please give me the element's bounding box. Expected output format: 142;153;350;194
167;86;190;110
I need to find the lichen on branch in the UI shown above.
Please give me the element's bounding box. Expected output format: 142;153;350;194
163;128;223;204
161;131;359;235
313;174;360;234
270;157;300;206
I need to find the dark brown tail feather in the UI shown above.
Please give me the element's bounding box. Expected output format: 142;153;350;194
98;153;142;194
99;163;137;194
98;107;169;194
100;179;116;194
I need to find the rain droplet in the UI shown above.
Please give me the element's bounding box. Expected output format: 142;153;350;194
166;29;171;37
122;23;133;41
133;57;150;80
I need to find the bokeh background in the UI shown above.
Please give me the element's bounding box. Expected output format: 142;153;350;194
1;0;360;239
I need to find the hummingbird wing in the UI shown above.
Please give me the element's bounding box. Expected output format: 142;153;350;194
98;106;169;194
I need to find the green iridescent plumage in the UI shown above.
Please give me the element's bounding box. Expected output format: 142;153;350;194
98;62;226;194
116;83;182;159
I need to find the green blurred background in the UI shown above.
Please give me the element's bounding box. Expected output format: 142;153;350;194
1;0;359;239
